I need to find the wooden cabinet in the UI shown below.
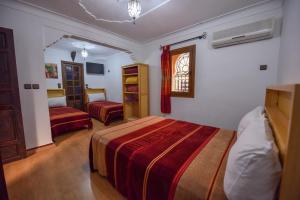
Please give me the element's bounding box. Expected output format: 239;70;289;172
0;27;26;163
122;64;149;120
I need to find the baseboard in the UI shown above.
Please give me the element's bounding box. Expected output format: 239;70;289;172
26;143;56;156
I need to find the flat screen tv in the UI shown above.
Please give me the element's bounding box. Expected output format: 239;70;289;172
86;62;104;75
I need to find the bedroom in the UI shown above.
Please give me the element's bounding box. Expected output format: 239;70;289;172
0;0;299;200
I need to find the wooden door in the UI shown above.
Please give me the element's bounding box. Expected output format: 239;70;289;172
61;61;84;110
0;154;9;200
0;27;26;163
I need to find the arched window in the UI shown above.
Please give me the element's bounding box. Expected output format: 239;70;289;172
170;45;195;98
173;53;190;92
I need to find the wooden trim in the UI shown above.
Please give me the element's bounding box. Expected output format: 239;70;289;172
47;89;65;98
170;45;196;98
265;83;300;200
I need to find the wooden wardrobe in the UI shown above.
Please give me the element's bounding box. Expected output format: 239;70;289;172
122;63;149;120
0;27;26;163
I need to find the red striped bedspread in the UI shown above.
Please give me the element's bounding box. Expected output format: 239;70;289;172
87;101;123;126
90;116;236;200
49;106;92;138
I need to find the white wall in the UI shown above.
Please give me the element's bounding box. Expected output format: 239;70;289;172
277;0;300;84
143;1;282;130
44;47;107;89
0;0;140;149
44;48;133;103
104;52;134;102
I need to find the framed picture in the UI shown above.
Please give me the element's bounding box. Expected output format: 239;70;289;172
45;63;58;79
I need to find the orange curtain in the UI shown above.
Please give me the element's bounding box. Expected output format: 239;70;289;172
161;45;171;113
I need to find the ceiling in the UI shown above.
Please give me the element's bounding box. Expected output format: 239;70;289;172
51;38;121;59
18;0;272;42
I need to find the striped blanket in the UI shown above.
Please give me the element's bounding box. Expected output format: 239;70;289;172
90;116;235;200
87;101;123;125
49;106;92;138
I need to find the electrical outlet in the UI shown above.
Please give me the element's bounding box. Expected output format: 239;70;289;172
260;65;267;70
24;84;32;89
32;84;39;89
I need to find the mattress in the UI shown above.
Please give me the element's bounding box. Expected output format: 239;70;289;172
87;101;123;126
90;116;235;200
49;106;92;138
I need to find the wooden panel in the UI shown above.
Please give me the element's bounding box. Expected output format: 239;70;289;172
265;106;288;160
139;94;148;118
265;84;300;200
278;91;292;119
0;145;18;160
47;89;65;98
0;91;12;105
0;110;17;141
278;84;300;200
0;27;26;163
0;154;8;200
0;53;10;85
0;32;6;49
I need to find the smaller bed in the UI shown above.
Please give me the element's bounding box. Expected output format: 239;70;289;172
48;89;93;138
85;88;124;126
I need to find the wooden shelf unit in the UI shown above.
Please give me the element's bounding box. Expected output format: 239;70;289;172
122;63;149;120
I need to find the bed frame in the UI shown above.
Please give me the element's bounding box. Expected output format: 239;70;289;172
84;88;107;103
265;84;300;200
47;89;65;98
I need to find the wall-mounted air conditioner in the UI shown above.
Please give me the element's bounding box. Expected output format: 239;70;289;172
212;18;275;48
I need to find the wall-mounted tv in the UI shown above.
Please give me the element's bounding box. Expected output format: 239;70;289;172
86;62;104;75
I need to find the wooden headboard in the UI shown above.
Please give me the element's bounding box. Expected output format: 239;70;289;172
265;84;300;200
47;89;65;98
84;88;106;103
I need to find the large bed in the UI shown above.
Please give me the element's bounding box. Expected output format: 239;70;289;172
85;88;124;125
89;84;300;200
48;89;93;138
90;116;234;199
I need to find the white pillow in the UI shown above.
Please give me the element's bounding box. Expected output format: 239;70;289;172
88;93;105;102
237;106;264;137
48;96;66;108
224;116;282;200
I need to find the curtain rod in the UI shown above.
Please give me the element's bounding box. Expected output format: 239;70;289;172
160;32;207;50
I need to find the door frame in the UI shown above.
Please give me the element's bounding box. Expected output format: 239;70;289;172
61;61;85;109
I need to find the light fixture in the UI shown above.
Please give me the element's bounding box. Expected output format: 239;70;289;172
81;48;88;58
128;0;142;24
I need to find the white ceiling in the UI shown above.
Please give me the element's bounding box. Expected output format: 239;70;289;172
51;38;122;58
18;0;272;42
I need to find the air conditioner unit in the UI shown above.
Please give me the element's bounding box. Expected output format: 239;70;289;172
212;18;275;48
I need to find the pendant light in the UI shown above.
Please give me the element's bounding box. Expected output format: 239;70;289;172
128;0;142;24
81;48;88;58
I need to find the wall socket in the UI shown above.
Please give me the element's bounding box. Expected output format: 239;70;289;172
24;84;32;89
32;84;39;89
260;65;267;70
